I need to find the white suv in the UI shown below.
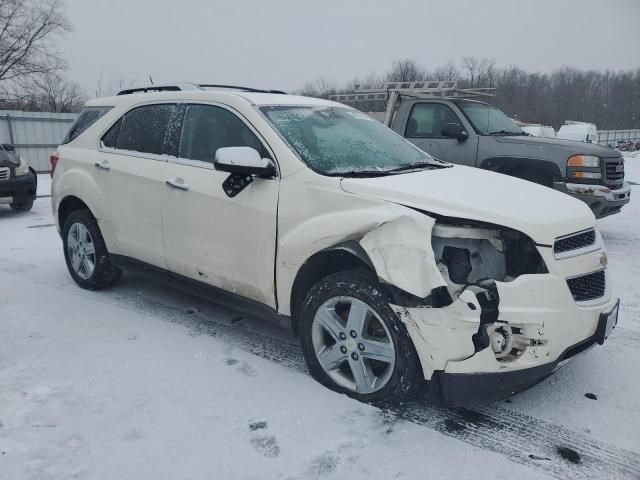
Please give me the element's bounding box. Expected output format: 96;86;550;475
51;83;619;406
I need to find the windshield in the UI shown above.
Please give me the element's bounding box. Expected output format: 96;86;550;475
457;102;524;136
260;106;437;175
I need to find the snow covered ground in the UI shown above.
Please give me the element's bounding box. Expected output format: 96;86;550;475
1;156;639;479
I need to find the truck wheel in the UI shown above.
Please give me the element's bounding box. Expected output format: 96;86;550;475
10;200;33;212
62;209;122;290
299;269;421;403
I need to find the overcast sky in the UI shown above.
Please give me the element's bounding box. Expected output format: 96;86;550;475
61;0;640;96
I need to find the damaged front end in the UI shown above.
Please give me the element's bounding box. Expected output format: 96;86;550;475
431;221;548;363
359;213;615;406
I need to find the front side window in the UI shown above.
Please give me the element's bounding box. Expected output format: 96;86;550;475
115;104;175;155
405;103;463;138
62;106;112;144
179;104;268;163
261;106;436;175
456;101;523;136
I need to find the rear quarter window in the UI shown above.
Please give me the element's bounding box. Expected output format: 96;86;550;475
61;106;112;144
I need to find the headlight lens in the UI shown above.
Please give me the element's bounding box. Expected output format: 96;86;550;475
15;157;29;176
571;171;601;179
568;155;600;180
568;154;599;168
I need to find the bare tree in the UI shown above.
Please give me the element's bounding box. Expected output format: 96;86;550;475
460;57;496;88
0;0;71;84
297;76;337;98
385;58;426;82
23;71;86;111
431;62;460;82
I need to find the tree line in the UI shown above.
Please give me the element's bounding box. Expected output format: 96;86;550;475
0;0;86;112
299;58;640;131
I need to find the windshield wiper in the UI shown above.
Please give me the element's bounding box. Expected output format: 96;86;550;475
383;161;448;174
331;160;448;177
488;130;529;136
331;170;394;178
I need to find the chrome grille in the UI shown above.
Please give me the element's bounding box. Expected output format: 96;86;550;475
604;158;624;185
0;167;9;181
554;229;596;255
567;270;605;302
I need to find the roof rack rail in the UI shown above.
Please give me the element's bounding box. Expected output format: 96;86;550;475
198;84;287;94
327;81;496;126
117;82;203;95
116;82;286;96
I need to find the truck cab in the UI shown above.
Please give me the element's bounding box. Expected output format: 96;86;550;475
388;96;630;218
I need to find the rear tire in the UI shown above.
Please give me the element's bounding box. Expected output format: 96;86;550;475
62;209;122;290
10;200;33;212
299;269;421;404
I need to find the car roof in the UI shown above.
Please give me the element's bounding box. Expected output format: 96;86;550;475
86;90;343;109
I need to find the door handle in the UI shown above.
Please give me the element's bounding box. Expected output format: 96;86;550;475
94;160;110;171
165;178;189;191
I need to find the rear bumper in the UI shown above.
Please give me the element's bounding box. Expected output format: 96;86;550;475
555;181;631;218
0;171;37;204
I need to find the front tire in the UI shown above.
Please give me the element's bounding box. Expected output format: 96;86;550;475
62;209;122;290
299;269;421;403
10;200;33;212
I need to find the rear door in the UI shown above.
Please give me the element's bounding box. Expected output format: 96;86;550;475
97;103;176;268
403;102;477;166
161;103;279;308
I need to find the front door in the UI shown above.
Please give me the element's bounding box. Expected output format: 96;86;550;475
162;103;279;308
404;102;477;166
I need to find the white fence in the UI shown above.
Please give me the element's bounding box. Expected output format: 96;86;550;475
597;129;640;147
0;110;78;172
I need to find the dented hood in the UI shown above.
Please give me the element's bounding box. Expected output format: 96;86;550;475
340;165;594;245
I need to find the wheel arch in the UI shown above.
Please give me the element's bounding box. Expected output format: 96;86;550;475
58;195;93;230
289;241;376;336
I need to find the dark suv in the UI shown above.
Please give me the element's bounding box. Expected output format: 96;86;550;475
0;143;37;212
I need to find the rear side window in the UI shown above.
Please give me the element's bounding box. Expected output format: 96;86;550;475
61;106;112;144
115;104;175;155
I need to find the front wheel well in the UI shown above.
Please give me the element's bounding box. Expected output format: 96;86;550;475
58;196;91;229
290;243;375;336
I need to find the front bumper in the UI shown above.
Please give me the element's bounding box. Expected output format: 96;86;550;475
431;300;618;406
0;170;37;204
392;267;618;406
555;181;631;218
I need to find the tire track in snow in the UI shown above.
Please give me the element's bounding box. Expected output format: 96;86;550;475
608;327;640;349
2;262;639;479
102;277;640;480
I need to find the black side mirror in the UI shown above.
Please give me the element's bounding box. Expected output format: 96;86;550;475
442;123;469;141
2;143;15;151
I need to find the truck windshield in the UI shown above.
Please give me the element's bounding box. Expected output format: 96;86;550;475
457;102;524;136
260;105;439;176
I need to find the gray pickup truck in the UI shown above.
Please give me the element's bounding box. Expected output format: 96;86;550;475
386;97;630;218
